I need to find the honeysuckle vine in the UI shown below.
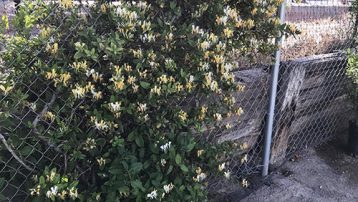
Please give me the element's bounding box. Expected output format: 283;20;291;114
0;0;298;201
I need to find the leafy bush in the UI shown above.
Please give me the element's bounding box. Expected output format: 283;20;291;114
347;1;358;114
0;0;296;201
347;51;358;113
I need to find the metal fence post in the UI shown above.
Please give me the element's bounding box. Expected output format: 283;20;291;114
262;0;287;177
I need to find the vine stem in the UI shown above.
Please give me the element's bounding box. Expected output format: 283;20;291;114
0;133;34;171
32;92;68;172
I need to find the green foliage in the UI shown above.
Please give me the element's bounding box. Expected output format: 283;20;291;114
0;0;296;201
347;50;358;114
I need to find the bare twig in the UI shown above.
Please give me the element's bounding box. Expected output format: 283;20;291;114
32;93;64;152
32;93;57;127
32;92;69;172
0;133;34;171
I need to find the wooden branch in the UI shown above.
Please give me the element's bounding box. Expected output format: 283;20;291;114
0;133;34;171
32;93;57;127
31;92;69;172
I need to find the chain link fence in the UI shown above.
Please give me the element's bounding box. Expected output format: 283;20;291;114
270;0;354;165
0;0;356;201
212;0;355;198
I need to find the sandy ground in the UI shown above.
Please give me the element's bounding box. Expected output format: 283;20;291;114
240;137;358;202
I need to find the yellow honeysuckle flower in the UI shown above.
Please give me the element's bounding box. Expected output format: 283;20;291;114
245;19;255;29
72;85;86;99
114;80;125;91
123;63;132;72
44;111;55;122
100;4;107;13
266;6;277;17
186;82;193;91
71;61;88;71
114;65;122;75
45;69;57;80
92;72;103;82
240;142;249;150
85;82;95;92
92;91;103;100
213;55;224;64
197;150;204;157
235;21;243;28
2;15;9;30
150;85;161;95
175;83;183;92
127;76;136;85
223;28;234;38
138;69;147;78
251;8;258;15
158;75;168;84
59;0;73;9
0;85;13;95
178;110;188;122
51;43;58;54
59;72;71;86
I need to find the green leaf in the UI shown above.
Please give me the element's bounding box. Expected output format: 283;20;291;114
0;194;6;201
170;1;177;9
175;154;182;165
140;81;150;89
180;164;189;172
135;135;144;147
118;186;130;194
74;52;82;60
0;178;4;189
166;165;173;175
131;180;145;192
187;142;196;152
39;176;45;185
130;162;143;173
128;131;136;142
20;146;33;156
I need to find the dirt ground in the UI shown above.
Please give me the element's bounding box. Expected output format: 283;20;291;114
240;136;358;202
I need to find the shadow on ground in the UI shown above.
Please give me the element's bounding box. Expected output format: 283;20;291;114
237;135;358;202
211;133;358;202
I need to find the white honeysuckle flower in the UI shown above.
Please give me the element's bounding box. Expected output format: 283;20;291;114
68;187;78;199
86;69;96;77
161;159;167;166
242;178;249;188
109;101;121;112
46;186;58;198
224;63;233;72
197;173;207;182
224;170;231;179
160;142;171;153
163;183;174;193
218;163;226;172
147;190;158;199
94;119;109;131
137;103;147;113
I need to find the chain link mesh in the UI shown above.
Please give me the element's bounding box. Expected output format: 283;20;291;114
0;0;355;200
271;0;354;166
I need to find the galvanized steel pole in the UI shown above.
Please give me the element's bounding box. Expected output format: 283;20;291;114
262;0;286;177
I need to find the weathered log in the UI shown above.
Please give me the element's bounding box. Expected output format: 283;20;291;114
270;63;306;165
217;68;270;154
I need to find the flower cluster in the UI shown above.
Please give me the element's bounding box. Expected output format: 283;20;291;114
29;168;79;201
